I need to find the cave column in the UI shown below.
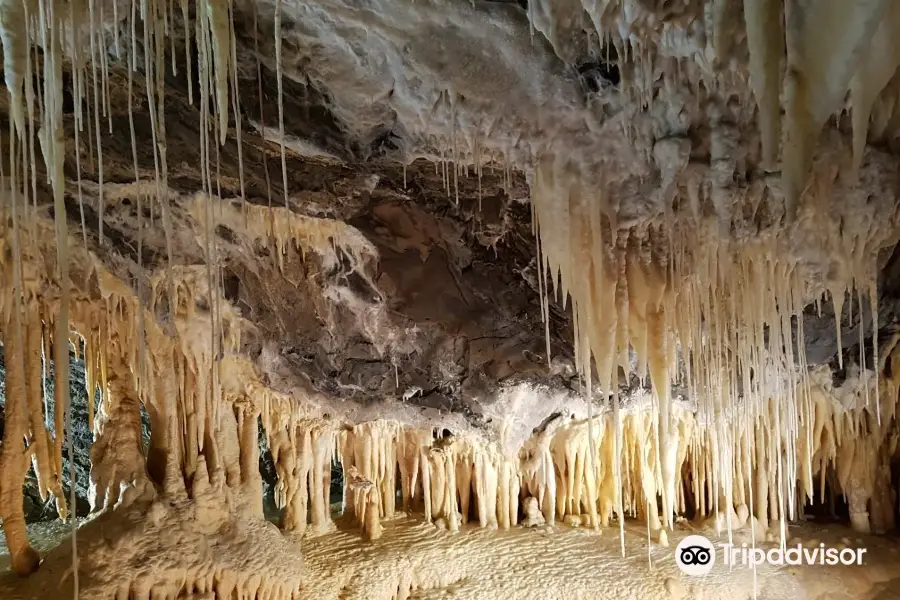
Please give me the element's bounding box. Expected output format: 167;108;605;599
145;383;173;490
0;306;41;575
364;487;383;540
755;424;769;530
282;428;311;534
456;452;472;524
846;445;875;534
238;404;264;519
869;444;894;534
309;427;333;529
89;371;155;512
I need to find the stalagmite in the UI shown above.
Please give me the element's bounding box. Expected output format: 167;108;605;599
347;466;382;540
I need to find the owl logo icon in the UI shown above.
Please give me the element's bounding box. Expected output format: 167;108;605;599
675;535;716;576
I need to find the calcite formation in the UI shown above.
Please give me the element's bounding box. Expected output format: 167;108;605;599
0;0;900;598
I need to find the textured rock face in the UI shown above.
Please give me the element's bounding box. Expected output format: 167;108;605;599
65;126;578;425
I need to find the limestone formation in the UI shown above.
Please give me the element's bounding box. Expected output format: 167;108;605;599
1;0;900;598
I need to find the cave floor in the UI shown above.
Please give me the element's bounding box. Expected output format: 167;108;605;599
2;514;900;599
296;516;900;600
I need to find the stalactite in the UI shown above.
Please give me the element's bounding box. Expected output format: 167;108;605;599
741;0;783;170
0;0;27;139
781;0;887;219
207;0;231;145
24;303;51;501
274;0;289;209
87;0;105;244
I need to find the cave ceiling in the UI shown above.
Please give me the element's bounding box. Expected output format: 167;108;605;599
3;0;900;438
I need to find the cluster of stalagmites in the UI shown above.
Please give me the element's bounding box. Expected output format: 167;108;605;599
56;455;305;600
276;348;900;545
22;414;306;600
242;339;900;548
0;206;359;594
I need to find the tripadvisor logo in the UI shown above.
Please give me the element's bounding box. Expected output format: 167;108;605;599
722;542;868;567
675;535;716;576
675;534;869;576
